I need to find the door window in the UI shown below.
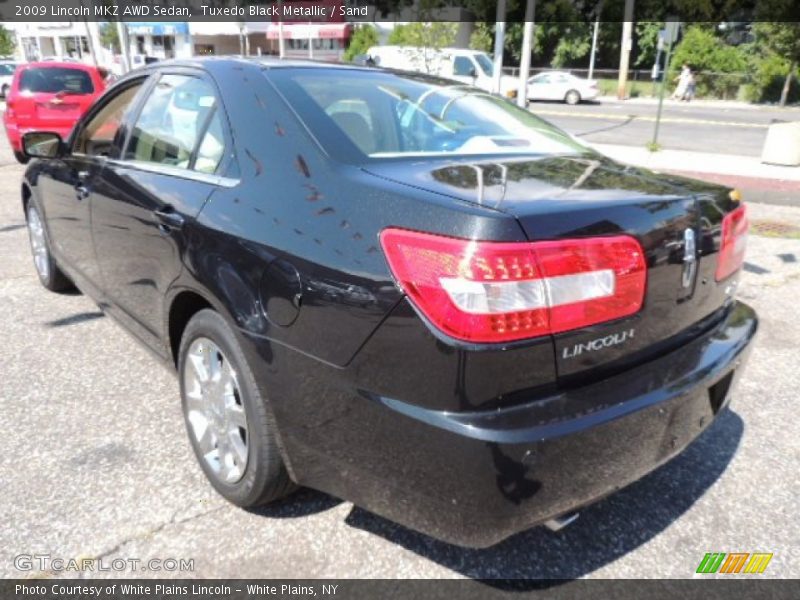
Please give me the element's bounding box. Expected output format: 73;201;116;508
453;57;475;77
73;82;144;157
124;74;225;173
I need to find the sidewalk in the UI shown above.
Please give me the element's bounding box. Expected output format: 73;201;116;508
594;95;800;112
593;143;800;206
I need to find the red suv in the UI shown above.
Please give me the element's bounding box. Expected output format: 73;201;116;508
4;62;108;163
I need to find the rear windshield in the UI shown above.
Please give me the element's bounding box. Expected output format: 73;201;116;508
267;68;588;161
19;67;94;95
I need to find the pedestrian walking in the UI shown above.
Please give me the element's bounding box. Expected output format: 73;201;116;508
671;63;691;100
683;70;697;101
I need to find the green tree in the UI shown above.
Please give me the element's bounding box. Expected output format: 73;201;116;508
0;25;15;57
550;23;591;68
99;22;120;53
469;22;493;53
634;22;661;68
751;23;800;106
388;23;457;50
343;25;379;62
669;26;747;99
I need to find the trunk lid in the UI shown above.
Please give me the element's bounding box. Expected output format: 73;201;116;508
365;153;741;381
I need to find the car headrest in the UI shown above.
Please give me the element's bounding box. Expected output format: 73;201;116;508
330;112;375;155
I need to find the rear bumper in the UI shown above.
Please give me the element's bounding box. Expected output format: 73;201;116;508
258;301;757;547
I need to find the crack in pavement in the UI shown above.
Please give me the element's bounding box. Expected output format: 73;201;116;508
33;502;228;579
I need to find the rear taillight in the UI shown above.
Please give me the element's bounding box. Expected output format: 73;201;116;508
380;228;646;343
715;204;748;282
5;99;14;119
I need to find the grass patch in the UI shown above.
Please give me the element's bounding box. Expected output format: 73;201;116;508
646;141;662;152
596;78;658;98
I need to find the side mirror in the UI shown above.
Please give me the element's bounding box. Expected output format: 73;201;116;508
22;131;64;159
468;67;477;78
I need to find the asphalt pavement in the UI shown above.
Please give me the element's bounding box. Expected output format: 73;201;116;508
1;131;799;579
534;97;800;157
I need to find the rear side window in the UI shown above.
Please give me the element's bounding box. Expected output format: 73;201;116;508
19;68;94;94
268;68;588;160
124;74;224;173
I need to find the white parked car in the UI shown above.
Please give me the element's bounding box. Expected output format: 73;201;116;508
527;71;599;104
0;61;20;98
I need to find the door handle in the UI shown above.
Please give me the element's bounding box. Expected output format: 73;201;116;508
154;207;185;231
74;170;90;201
75;184;90;201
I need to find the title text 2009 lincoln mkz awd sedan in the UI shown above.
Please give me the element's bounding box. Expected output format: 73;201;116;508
21;58;756;547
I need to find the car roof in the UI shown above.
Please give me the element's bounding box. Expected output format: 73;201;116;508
141;55;363;70
115;56;373;86
22;61;102;72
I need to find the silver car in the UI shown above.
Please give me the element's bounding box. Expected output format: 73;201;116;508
527;71;599;105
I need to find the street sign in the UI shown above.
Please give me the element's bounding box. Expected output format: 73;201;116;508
652;18;680;149
664;19;680;43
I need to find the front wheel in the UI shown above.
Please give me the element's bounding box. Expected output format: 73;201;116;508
26;201;73;292
565;90;581;105
179;309;295;507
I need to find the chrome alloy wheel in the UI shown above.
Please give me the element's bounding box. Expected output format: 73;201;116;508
27;205;50;282
183;337;249;484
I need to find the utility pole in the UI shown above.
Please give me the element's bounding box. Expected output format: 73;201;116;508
616;0;634;100
78;0;99;67
116;21;131;74
278;0;285;58
83;21;100;68
588;15;600;80
492;0;507;95
517;0;536;108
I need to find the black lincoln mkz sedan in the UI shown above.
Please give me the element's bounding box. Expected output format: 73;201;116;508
21;58;756;547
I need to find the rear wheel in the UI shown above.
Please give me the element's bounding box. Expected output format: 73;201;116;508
26;201;73;292
179;309;295;507
565;90;581;105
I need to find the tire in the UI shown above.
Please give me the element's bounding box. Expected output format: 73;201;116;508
565;90;581;105
14;150;29;165
178;309;295;507
25;200;74;292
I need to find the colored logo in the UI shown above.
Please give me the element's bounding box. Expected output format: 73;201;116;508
696;552;773;574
